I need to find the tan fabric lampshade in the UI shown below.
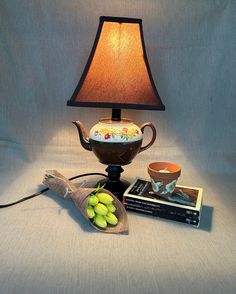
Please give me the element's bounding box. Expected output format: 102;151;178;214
67;16;165;110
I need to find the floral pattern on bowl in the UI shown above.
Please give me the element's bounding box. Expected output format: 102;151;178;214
151;179;177;195
151;179;163;193
160;180;177;195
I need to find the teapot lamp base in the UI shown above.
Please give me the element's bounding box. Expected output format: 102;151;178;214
96;165;130;201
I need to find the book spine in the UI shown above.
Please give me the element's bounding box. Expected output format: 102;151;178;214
125;204;199;226
124;196;200;218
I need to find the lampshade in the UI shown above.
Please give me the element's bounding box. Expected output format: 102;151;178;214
67;16;165;111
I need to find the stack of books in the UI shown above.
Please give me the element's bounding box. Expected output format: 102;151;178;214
123;178;203;227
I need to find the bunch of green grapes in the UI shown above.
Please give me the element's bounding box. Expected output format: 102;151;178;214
86;185;118;229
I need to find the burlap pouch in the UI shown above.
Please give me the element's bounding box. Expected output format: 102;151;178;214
43;170;129;234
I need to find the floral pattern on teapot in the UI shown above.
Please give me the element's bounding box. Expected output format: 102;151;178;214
94;127;140;140
89;121;143;143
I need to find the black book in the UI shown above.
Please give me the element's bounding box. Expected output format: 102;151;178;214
123;178;203;227
125;204;200;226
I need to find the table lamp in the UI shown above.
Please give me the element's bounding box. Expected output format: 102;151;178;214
67;16;165;200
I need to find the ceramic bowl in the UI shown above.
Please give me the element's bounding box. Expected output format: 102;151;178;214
148;162;181;197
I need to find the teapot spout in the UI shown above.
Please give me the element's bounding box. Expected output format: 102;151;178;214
72;121;92;151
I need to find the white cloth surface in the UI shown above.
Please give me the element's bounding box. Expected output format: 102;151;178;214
0;1;236;293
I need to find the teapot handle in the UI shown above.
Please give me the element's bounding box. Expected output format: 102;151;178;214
138;122;156;153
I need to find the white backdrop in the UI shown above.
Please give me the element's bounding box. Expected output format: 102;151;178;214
0;1;236;294
1;0;235;174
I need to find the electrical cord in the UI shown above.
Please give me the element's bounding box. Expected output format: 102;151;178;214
0;172;108;208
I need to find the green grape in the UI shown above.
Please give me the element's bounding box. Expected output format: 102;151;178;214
94;214;107;228
104;212;118;225
94;203;108;216
88;195;99;206
87;206;95;219
107;203;116;213
97;192;113;205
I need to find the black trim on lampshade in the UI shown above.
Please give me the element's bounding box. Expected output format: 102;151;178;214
67;101;165;111
67;16;165;111
99;16;142;24
139;20;165;110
